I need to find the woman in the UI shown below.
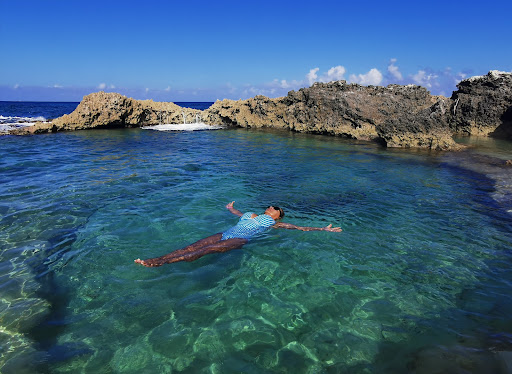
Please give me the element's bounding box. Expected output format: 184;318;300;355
135;201;342;267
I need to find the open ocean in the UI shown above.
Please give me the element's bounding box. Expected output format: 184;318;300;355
1;101;512;373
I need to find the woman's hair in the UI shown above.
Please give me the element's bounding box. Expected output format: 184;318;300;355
277;207;285;219
270;206;285;219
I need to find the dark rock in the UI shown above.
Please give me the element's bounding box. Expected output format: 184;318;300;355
206;81;458;150
451;70;512;139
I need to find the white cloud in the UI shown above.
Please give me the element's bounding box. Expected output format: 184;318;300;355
228;65;346;99
456;72;467;81
241;85;279;98
402;68;470;95
13;84;20;89
306;66;347;85
97;83;115;90
412;70;438;88
349;68;383;86
210;62;474;101
388;58;403;81
164;86;171;92
279;79;291;89
307;68;320;86
273;78;302;90
412;70;427;85
325;66;346;81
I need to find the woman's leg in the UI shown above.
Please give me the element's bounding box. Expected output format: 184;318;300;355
134;233;223;267
135;237;248;267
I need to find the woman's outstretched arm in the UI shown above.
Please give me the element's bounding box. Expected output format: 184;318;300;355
273;222;342;232
226;201;244;217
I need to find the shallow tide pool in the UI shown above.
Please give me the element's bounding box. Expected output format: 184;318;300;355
1;129;511;373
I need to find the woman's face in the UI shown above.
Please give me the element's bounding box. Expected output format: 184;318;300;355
265;206;281;220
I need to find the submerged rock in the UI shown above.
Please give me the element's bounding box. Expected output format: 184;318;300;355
8;71;512;150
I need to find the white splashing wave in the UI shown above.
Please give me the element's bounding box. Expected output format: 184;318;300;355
0;115;46;124
0;115;49;132
141;123;224;132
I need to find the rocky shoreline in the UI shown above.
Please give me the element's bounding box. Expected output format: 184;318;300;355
7;70;512;151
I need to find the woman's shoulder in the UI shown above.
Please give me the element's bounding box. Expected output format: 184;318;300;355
240;212;257;220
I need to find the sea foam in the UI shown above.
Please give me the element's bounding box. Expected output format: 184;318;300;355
0;115;48;132
0;115;46;123
141;123;223;131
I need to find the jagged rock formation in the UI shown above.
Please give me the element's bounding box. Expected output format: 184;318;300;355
9;92;202;134
451;70;512;138
205;82;455;149
8;71;512;150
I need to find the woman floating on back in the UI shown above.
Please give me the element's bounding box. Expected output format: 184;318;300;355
135;201;342;267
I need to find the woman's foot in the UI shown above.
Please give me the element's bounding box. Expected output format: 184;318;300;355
134;258;161;267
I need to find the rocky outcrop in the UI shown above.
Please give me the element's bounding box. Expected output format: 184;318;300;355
202;95;290;132
451;70;512;139
205;82;456;150
9;91;203;134
207;71;512;149
8;70;512;150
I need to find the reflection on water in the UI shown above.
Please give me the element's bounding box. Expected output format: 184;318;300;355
0;129;511;373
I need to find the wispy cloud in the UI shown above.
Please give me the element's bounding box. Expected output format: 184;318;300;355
411;70;438;88
403;66;470;96
387;58;403;81
240;61;469;99
276;78;302;90
0;61;480;102
307;68;320;86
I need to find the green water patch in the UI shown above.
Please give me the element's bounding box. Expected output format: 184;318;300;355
0;129;511;373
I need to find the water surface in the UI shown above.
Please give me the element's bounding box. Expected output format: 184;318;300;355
1;129;511;373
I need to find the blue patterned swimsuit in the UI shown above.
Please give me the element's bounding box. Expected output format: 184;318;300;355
222;212;276;240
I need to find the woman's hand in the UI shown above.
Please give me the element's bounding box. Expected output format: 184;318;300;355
226;201;243;217
323;224;342;232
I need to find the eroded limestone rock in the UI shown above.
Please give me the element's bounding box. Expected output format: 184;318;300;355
9;91;202;134
205;82;457;150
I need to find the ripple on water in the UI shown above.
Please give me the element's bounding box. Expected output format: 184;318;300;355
0;130;512;373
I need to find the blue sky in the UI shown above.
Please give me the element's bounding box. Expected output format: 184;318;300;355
1;0;511;102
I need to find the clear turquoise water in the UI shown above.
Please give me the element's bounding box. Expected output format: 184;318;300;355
1;129;512;373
